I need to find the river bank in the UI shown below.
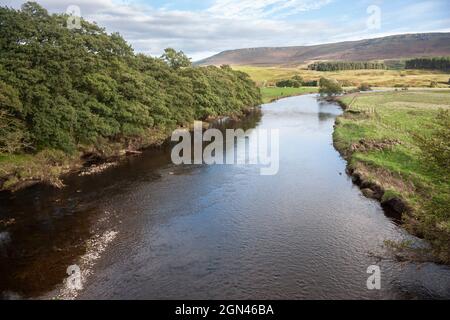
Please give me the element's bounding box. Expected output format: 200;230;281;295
2;94;450;299
0;107;260;193
333;90;450;263
0;128;168;193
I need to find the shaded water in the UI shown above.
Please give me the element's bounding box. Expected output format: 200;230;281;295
1;95;450;299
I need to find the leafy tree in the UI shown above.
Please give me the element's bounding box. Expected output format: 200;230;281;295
0;2;261;156
160;48;192;69
276;76;303;88
319;78;343;96
21;1;48;17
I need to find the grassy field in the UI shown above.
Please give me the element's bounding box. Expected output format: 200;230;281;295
260;87;318;103
334;90;450;262
235;65;450;88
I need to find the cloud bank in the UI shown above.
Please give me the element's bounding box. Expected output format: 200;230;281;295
2;0;450;60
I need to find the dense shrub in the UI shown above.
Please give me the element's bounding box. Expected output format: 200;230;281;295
276;75;303;88
0;3;261;155
415;109;450;179
358;83;372;91
319;78;343;96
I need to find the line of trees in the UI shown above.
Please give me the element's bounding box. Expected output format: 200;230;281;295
405;57;450;71
0;2;261;155
308;61;386;71
276;76;317;88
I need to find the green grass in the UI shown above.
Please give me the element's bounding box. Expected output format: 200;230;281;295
235;65;450;88
260;87;318;103
0;150;76;191
334;90;450;262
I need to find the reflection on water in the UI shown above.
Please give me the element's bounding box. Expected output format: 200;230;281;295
1;95;450;299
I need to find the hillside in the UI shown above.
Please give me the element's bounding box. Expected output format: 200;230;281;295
197;33;450;66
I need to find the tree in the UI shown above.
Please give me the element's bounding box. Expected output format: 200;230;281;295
319;78;343;96
276;76;303;88
358;83;372;91
405;57;450;72
308;61;386;71
0;3;261;156
160;48;192;69
21;1;49;17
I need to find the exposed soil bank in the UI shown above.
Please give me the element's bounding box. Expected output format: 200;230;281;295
332;93;449;264
329;94;410;219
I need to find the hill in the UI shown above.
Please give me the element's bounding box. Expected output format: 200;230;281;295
197;33;450;66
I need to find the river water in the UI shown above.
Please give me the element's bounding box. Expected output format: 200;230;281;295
1;94;450;300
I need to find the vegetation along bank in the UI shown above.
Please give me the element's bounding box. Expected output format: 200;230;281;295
0;3;262;191
333;91;450;263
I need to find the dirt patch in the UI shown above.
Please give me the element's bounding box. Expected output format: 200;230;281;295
347;163;413;220
350;138;401;153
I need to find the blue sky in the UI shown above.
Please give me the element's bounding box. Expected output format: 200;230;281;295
3;0;450;60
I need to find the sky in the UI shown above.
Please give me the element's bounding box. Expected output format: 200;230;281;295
2;0;450;61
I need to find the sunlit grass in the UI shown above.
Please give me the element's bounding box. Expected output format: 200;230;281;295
235;65;450;88
334;90;450;261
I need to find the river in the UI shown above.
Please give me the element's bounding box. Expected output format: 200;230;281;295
1;94;450;300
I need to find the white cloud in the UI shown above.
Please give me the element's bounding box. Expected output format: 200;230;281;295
206;0;332;19
1;0;338;59
1;0;449;61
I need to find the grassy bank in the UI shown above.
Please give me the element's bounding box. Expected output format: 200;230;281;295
260;87;318;103
333;90;450;262
0;128;171;192
235;65;450;88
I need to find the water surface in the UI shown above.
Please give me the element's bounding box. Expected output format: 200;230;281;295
1;95;450;299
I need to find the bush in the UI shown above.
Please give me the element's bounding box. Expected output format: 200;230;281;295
319;78;343;97
358;83;372;91
0;3;262;156
276;76;303;88
415;109;450;179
